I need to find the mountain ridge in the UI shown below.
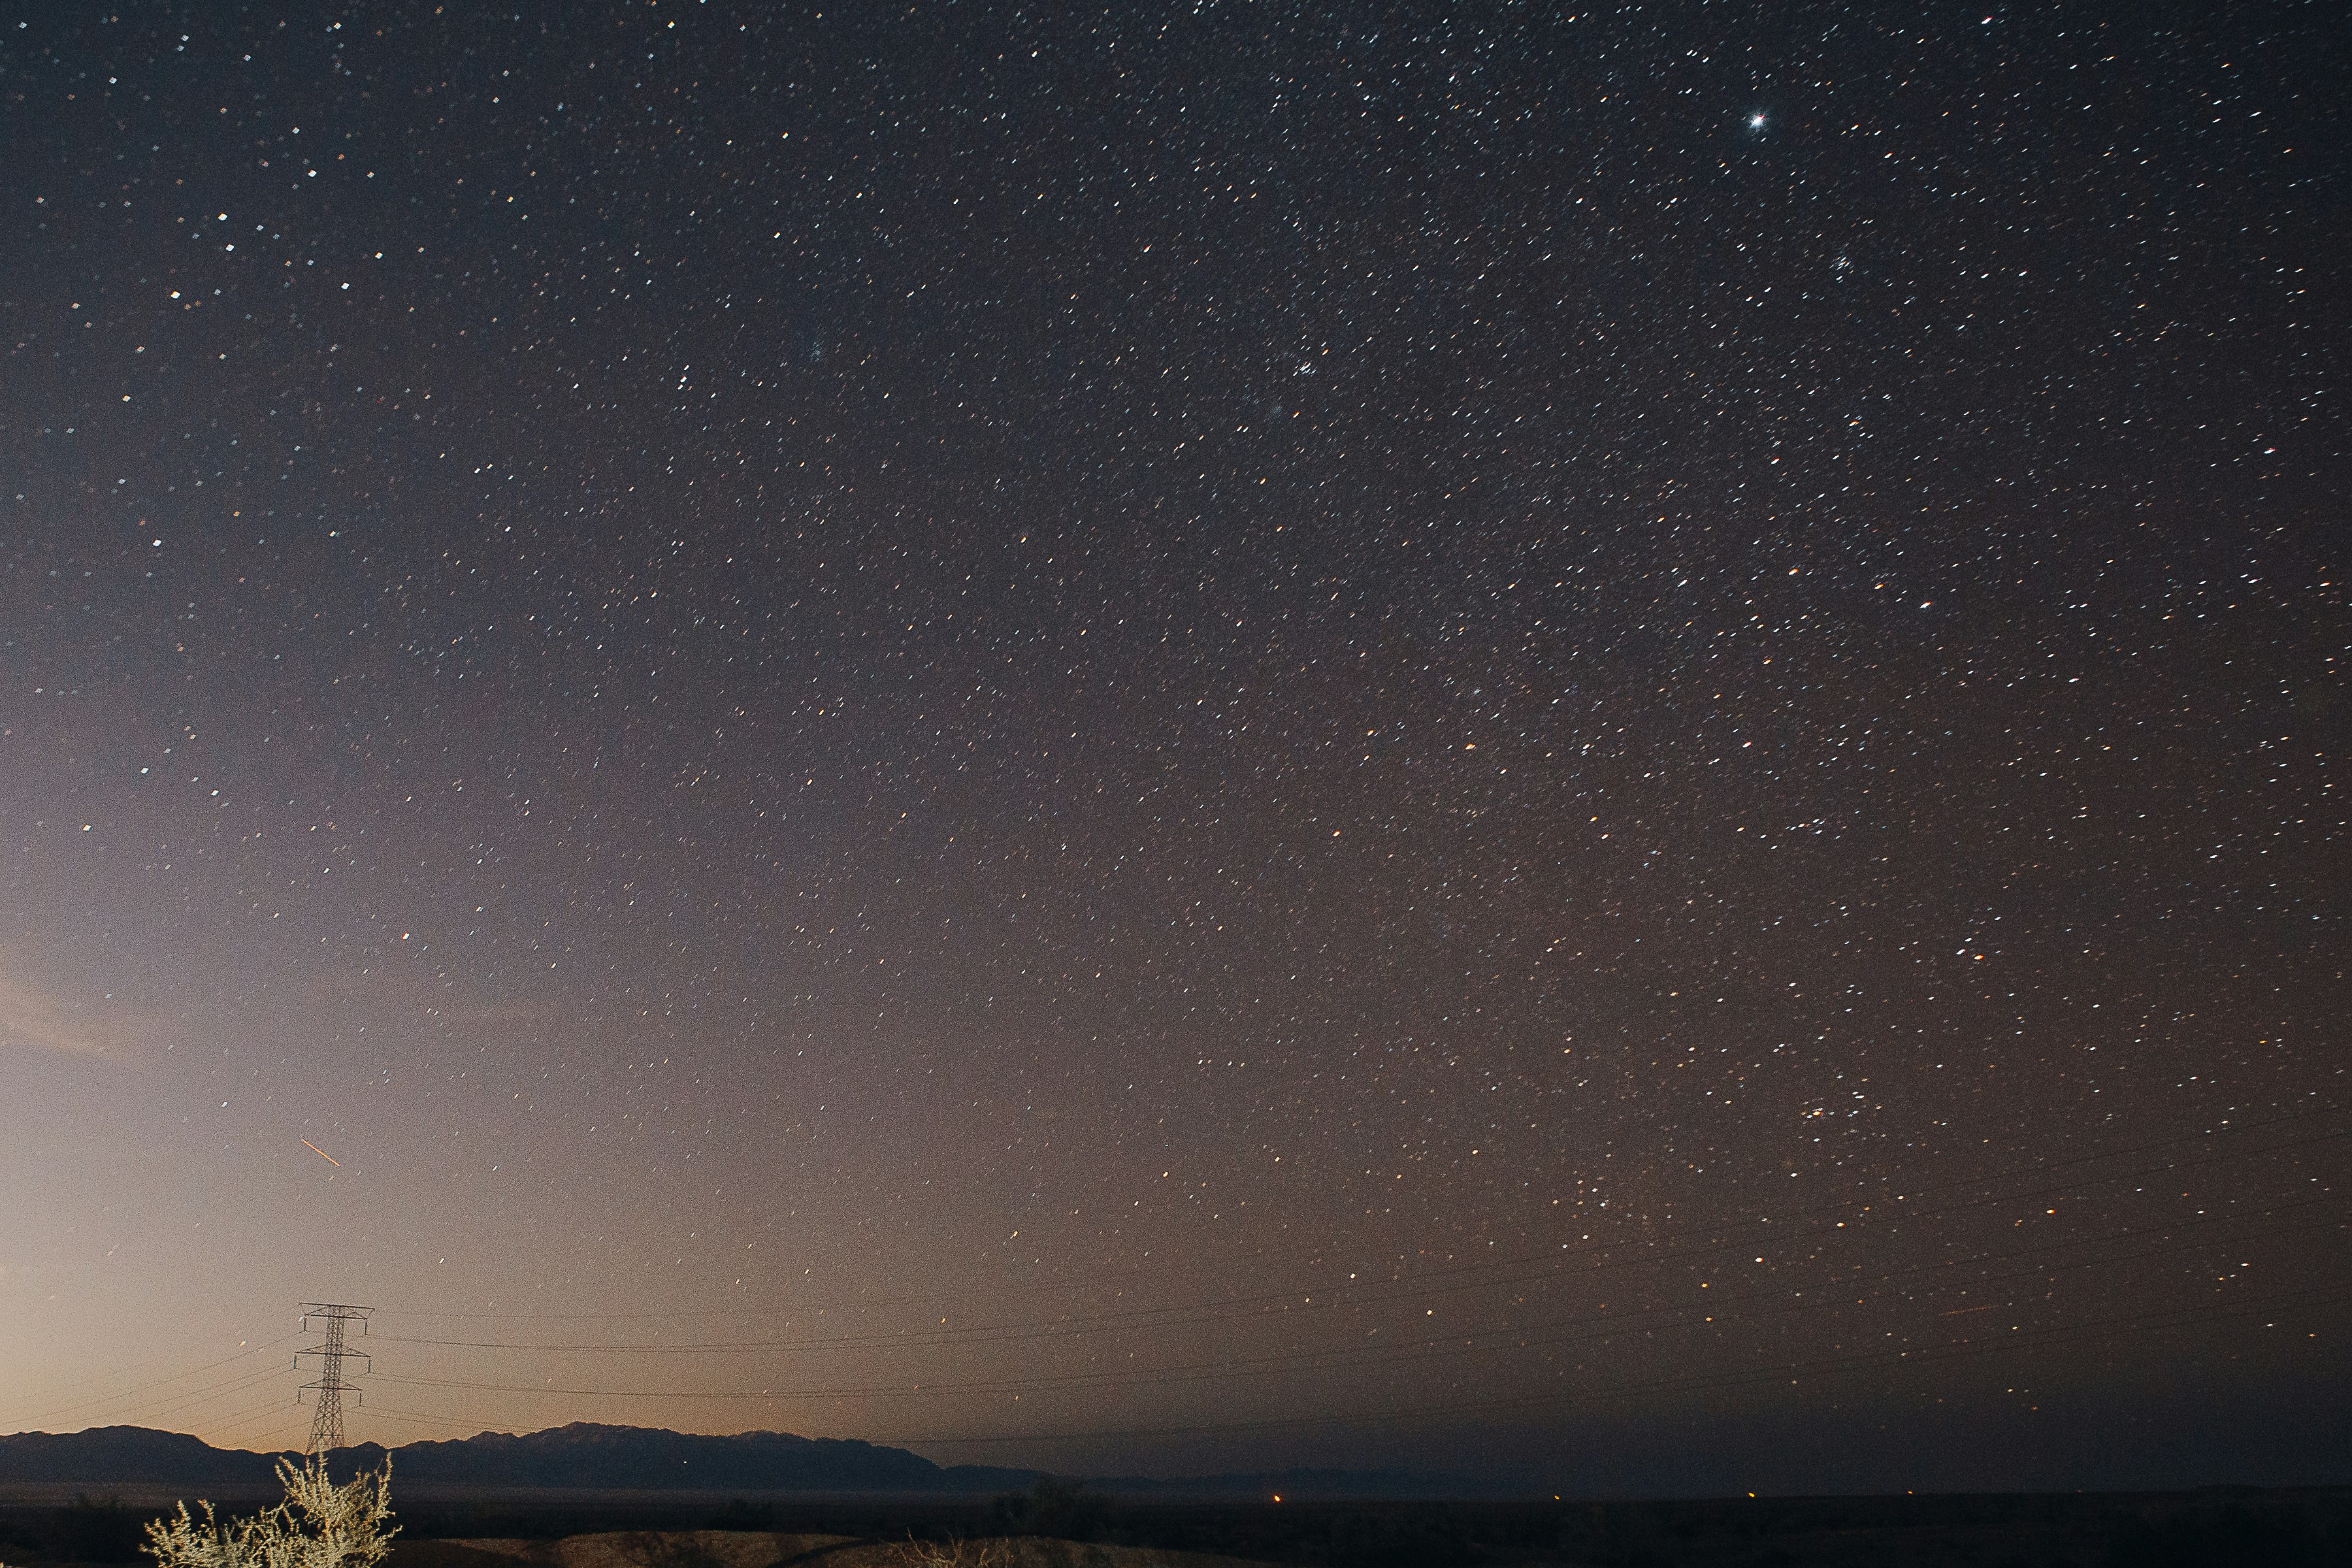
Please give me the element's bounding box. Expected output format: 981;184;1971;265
0;1424;1034;1494
0;1425;1492;1497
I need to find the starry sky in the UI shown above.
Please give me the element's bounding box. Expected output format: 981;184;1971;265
1;1;2345;1496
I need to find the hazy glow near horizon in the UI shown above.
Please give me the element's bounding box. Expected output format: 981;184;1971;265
1;1;2344;1495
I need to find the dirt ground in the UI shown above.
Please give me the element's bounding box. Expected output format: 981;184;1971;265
393;1529;1282;1568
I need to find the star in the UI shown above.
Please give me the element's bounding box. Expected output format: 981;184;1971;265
0;0;2333;1497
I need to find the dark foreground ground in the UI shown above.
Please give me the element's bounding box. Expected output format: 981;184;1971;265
5;1484;2350;1567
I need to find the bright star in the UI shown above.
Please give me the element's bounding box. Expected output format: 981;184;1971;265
1749;112;1767;129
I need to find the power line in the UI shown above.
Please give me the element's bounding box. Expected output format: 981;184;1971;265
208;1393;314;1447
357;1280;2348;1459
363;1137;2344;1364
872;1285;2352;1452
8;1333;301;1429
305;1111;2347;1453
133;1366;295;1429
364;1105;2347;1327
363;1203;2343;1407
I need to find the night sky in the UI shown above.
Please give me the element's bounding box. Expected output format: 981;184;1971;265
2;2;2345;1496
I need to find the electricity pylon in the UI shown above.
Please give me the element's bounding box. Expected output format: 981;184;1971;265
295;1303;373;1454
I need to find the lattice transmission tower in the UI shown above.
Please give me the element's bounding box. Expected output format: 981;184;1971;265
295;1303;374;1454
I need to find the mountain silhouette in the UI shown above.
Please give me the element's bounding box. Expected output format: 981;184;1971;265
0;1423;1036;1494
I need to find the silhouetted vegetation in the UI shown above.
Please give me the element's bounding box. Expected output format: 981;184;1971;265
141;1458;398;1568
11;1484;2352;1567
988;1477;1108;1543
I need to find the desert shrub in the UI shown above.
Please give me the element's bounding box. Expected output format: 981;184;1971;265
142;1458;395;1568
883;1537;1010;1568
990;1476;1108;1543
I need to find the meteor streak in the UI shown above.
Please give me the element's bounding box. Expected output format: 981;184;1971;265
301;1139;342;1168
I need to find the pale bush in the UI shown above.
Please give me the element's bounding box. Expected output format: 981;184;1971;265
884;1535;1012;1568
144;1457;397;1568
